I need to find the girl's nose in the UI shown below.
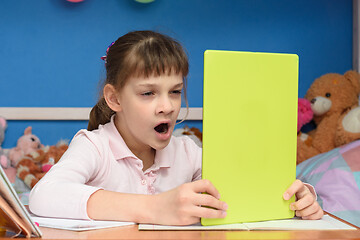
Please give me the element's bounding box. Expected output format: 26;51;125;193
156;96;174;115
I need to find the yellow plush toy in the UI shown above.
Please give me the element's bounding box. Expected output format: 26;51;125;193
297;70;360;164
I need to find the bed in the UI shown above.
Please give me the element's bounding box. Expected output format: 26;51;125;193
297;140;360;228
1;107;360;228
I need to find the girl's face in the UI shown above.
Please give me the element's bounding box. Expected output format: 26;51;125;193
115;73;183;154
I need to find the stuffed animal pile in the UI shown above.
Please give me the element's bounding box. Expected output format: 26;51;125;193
17;141;68;189
297;70;360;164
0;124;68;188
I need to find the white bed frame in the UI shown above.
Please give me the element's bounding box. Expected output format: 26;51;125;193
0;107;203;121
1;0;359;120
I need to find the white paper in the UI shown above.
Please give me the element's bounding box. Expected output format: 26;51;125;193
139;222;248;230
139;215;356;231
243;215;356;230
31;215;135;231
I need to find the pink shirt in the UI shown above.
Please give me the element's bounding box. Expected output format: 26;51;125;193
29;117;202;220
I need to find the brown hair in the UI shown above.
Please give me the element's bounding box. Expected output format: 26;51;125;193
88;30;189;131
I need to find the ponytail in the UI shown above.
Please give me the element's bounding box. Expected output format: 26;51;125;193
87;98;115;131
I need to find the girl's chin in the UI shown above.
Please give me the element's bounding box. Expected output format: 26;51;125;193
151;138;172;151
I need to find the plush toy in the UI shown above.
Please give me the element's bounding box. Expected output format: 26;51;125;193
173;126;202;147
16;141;68;189
296;98;318;164
8;126;44;167
0;116;10;168
297;98;313;133
297;70;360;164
32;140;68;172
297;98;314;147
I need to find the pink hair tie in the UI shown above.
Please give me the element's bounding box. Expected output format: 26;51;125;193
100;41;115;62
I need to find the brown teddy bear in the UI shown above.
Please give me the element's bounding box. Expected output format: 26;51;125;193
297;70;360;164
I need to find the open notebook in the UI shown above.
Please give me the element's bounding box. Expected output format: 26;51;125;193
139;215;357;231
201;50;298;226
0;166;42;238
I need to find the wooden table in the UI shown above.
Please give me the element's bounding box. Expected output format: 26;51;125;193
2;213;360;239
32;225;360;240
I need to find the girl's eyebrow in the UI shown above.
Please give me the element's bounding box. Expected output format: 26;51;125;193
173;83;184;88
137;82;184;88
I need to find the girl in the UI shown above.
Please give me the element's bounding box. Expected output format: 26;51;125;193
29;30;323;225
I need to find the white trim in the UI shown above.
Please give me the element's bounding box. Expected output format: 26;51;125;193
354;0;360;72
178;107;203;120
0;107;203;121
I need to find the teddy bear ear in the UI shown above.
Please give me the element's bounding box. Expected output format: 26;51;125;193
344;70;360;94
24;126;32;135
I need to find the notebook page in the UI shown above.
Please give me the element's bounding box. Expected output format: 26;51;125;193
30;215;135;231
139;215;356;231
139;222;248;231
243;215;356;230
0;166;42;237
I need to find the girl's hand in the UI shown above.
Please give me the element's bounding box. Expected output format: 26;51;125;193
283;179;324;220
153;179;228;225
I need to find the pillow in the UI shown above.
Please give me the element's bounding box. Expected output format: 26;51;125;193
296;140;360;227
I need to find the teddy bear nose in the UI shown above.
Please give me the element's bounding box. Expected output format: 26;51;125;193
310;98;316;104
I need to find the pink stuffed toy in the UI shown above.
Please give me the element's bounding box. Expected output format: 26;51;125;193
8;126;44;167
296;98;316;164
0;116;10;168
297;98;313;132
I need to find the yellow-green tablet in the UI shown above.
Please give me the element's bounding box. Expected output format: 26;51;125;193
201;50;298;226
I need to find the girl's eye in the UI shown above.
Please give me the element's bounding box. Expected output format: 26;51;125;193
172;90;182;94
141;92;154;96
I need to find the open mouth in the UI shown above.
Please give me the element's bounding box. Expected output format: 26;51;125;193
154;123;169;134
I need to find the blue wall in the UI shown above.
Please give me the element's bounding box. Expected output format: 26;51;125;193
0;0;353;147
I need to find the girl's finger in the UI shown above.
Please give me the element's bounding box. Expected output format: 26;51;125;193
295;202;321;218
290;193;314;211
194;193;228;211
191;179;221;199
192;205;227;219
301;207;324;220
283;179;307;200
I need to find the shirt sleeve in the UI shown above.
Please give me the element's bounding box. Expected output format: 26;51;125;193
304;183;318;200
29;131;103;220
